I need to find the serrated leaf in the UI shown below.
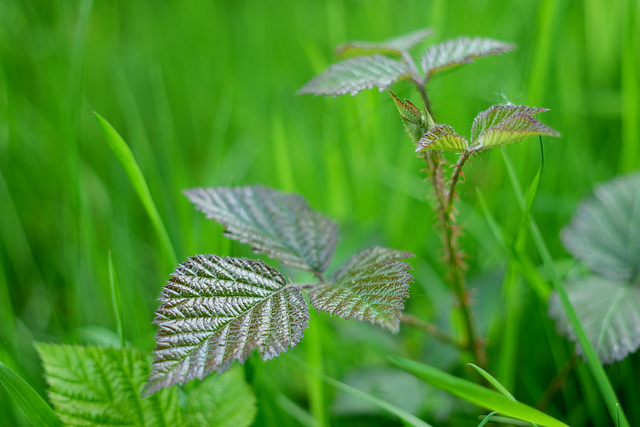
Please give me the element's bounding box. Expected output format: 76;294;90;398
416;124;469;152
185;186;337;273
548;277;640;364
470;104;560;149
335;28;433;58
298;55;410;97
309;247;414;332
36;344;181;426
144;255;309;396
184;365;257;427
561;173;640;282
421;36;516;76
390;92;429;142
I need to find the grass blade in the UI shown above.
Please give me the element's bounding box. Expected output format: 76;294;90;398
107;251;125;348
0;360;60;427
390;357;568;427
467;364;516;402
501;151;631;427
93;112;178;269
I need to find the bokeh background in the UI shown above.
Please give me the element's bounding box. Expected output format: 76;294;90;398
1;0;638;425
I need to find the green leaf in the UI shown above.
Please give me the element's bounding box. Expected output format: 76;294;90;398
390;92;430;142
36;344;181;426
390;357;569;427
298;55;410;97
561;173;640;282
185;186;337;273
184;365;257;427
548;277;640;364
470;104;560;149
335;28;433;58
421;37;515;76
416;124;469;151
309;247;414;332
0;360;60;427
144;255;309;396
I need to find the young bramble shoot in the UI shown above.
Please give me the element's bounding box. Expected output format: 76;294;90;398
144;186;414;396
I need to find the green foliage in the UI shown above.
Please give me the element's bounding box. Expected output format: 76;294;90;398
184;186;338;273
37;344;257;427
147;186;415;395
309;247;414;332
549;173;640;364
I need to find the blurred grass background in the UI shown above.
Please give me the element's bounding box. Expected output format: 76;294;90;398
0;0;638;425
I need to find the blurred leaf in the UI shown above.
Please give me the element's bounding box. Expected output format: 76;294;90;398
561;173;640;282
298;55;410;97
335;28;433;58
416;124;469;151
390;92;430;142
309;247;414;332
184;365;257;427
185;186;337;273
144;255;309;396
549;277;640;364
390;357;569;427
421;37;515;76
37;344;181;426
470;105;560;149
0;360;60;427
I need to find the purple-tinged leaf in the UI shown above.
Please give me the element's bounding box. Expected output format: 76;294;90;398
185;186;337;273
416;124;469;152
470;104;560;149
335;28;433;58
298;55;410;97
309;247;415;332
143;256;309;396
421;37;515;76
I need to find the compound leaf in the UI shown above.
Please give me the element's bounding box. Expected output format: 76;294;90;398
548;277;640;364
421;36;515;76
144;255;309;396
185;186;337;273
36;344;181;426
561;173;640;282
416;124;469;152
184;365;257;427
335;28;433;58
298;55;410;97
470;104;560;149
309;247;414;332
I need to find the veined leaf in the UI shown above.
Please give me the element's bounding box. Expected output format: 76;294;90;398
309;247;414;332
561;173;640;282
470;104;560;149
185;186;337;273
36;344;181;426
144;255;309;396
391;92;430;142
548;277;640;364
421;37;515;76
298;55;410;97
335;28;433;58
184;365;257;427
416;124;469;152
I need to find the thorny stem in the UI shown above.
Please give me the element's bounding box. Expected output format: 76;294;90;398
536;355;579;412
400;313;464;350
401;50;432;116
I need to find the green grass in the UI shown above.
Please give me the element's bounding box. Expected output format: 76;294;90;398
0;1;638;426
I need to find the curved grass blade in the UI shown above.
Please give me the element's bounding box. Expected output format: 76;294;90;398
335;28;433;58
298;55;410;97
144;255;309;396
478;412;499;427
94;112;177;268
309;247;414;332
185;186;337;273
467;364;516;402
390;357;568;427
0;360;60;427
